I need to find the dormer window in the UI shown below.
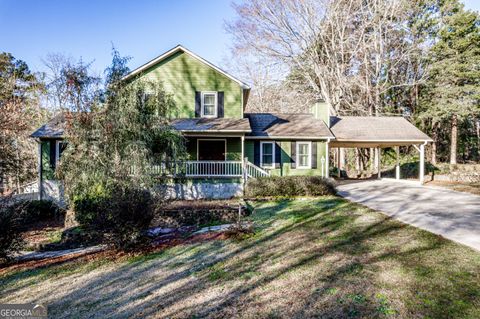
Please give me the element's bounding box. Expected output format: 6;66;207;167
201;92;217;117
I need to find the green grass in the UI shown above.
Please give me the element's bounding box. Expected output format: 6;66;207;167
1;197;480;318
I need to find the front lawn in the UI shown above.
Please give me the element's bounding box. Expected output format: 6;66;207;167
1;197;479;318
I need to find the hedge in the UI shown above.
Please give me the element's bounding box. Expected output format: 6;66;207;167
245;176;336;198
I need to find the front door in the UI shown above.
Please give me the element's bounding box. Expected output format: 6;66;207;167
198;139;226;161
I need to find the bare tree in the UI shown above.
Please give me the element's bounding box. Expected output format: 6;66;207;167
227;0;428;116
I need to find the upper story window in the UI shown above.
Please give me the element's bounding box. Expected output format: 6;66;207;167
296;142;311;169
201;92;217;117
260;141;275;168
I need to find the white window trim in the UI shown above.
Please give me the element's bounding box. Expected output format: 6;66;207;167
296;141;312;169
196;139;226;161
201;91;218;118
260;141;275;169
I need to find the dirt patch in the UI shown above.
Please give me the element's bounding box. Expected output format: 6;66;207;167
21;220;65;251
426;180;480;196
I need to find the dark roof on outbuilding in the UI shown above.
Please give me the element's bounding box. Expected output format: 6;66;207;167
170;118;251;133
30;113;66;138
245;113;334;139
330;116;432;147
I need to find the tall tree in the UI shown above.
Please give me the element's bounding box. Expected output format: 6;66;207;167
0;53;45;192
419;1;480;164
58;50;185;200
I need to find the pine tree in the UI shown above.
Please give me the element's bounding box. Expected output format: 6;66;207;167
421;1;480;164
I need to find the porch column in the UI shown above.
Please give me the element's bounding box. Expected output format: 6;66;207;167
325;139;330;178
241;135;244;162
376;147;381;179
395;146;400;180
38;141;43;200
419;143;425;184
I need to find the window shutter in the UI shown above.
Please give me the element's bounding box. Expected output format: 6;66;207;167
254;141;260;166
275;142;281;168
312;142;318;169
195;91;201;117
217;92;224;118
291;141;296;168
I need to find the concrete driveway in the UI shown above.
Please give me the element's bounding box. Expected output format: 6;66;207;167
337;179;480;251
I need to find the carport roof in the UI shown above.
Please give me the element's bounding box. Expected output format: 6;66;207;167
330;116;433;147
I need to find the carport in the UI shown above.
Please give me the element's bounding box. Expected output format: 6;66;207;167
329;116;433;183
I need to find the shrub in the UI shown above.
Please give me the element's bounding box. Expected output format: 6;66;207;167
245;176;336;198
0;199;25;261
73;186;154;250
11;200;65;226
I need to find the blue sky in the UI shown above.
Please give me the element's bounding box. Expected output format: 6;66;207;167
0;0;237;75
1;0;479;76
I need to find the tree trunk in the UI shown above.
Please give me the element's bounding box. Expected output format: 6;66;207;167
476;119;480;157
431;122;438;165
450;114;458;165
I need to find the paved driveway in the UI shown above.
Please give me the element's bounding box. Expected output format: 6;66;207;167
337;179;480;251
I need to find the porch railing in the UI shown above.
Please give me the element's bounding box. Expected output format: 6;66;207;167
146;160;270;179
246;161;270;178
152;161;244;177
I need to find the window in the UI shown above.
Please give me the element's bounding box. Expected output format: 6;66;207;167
260;141;275;168
201;92;217;117
296;142;311;169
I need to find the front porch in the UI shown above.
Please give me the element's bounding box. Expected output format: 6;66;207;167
153;135;269;179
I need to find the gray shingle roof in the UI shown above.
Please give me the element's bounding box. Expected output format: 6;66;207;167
170;118;251;133
30;113;66;138
330;116;432;142
245;113;334;139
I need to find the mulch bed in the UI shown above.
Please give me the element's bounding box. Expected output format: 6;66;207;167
158;199;244;210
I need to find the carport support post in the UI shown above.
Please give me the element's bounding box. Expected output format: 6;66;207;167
419;143;425;184
395;146;400;180
337;148;341;177
376;147;381;179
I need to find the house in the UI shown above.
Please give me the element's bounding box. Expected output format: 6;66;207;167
31;45;432;201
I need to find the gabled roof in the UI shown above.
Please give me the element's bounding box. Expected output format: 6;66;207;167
122;45;251;89
330;116;432;147
30;113;66;138
171;118;251;133
245;113;334;140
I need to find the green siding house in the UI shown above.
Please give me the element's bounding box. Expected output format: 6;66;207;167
31;45;432;200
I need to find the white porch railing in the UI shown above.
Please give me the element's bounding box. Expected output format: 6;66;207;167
148;160;270;179
246;161;270;178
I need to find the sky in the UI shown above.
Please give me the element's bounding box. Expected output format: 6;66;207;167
1;0;479;76
0;0;238;75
